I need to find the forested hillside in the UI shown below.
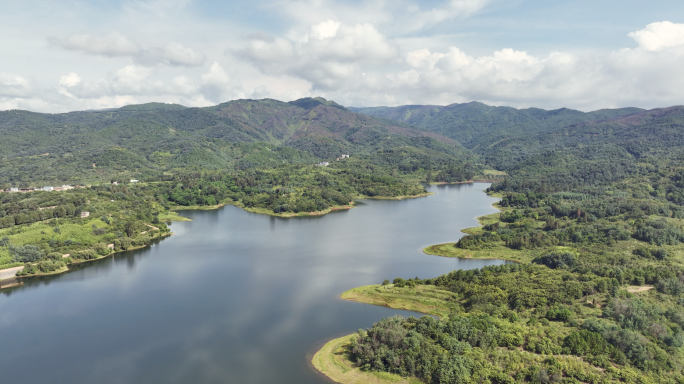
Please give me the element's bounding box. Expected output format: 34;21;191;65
0;97;481;278
335;103;684;384
0;97;472;186
351;102;643;153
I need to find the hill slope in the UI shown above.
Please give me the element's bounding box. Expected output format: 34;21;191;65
351;102;643;151
0;98;473;185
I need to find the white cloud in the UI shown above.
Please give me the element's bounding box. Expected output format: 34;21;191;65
232;20;684;110
239;36;295;63
629;21;684;51
6;12;684;114
48;31;141;57
237;21;398;90
111;65;155;94
48;32;206;67
0;72;32;98
303;21;398;63
59;72;81;88
251;85;270;99
135;42;206;67
200;61;244;102
406;49;446;70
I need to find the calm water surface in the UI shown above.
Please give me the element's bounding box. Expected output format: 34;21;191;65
0;183;507;384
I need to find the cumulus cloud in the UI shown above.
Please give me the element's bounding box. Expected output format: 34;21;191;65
48;31;141;57
406;49;446;70
8;17;684;113
237;20;398;90
135;42;206;67
629;21;684;51
0;72;32;98
200;61;244;102
59;72;81;88
232;20;684;110
48;32;206;67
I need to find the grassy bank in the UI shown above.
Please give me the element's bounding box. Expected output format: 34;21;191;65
158;211;192;222
422;210;535;263
315;271;666;384
243;203;356;217
363;193;434;200
341;284;456;319
1;232;171;283
312;335;423;384
422;242;531;262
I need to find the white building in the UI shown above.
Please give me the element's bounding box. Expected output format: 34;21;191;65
43;186;53;192
318;162;329;166
81;211;90;218
130;179;139;183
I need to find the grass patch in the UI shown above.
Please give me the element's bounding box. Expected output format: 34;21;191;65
422;242;534;263
363;193;434;200
158;211;192;222
312;335;421;384
341;284;457;319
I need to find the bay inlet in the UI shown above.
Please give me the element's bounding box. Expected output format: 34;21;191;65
0;183;508;384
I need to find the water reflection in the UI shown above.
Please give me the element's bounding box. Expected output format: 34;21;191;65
0;183;506;384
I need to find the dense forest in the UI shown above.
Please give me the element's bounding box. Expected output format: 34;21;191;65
341;103;684;384
0;97;493;279
0;97;471;186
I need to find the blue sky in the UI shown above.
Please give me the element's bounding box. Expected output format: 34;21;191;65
2;0;684;112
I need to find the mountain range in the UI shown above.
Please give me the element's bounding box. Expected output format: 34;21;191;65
2;97;683;186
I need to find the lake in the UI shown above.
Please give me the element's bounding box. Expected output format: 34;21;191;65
0;183;508;384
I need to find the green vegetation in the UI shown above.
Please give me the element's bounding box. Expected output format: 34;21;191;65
7;97;684;383
2;97;480;279
312;335;425;384
0;161;437;274
338;262;684;384
0;97;475;187
324;104;684;384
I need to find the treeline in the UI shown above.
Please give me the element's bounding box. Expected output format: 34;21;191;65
156;163;426;213
350;263;684;383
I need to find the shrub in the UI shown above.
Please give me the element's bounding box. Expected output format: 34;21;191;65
533;252;577;269
77;249;97;260
546;306;573;321
9;244;44;263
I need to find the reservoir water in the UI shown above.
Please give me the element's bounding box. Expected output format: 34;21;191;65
0;183;507;384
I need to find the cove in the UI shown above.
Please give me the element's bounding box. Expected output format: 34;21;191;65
0;183;508;384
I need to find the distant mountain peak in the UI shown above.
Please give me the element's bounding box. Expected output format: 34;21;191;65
118;102;187;111
288;97;347;111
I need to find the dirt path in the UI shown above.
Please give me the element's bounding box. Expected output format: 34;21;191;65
626;286;654;293
0;266;25;280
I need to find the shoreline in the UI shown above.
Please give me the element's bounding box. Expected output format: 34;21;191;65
421;242;523;262
312;189;511;384
312;284;449;384
311;334;421;384
0;232;171;286
171;191;437;218
2;191;435;286
420;192;517;261
362;192;433;200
